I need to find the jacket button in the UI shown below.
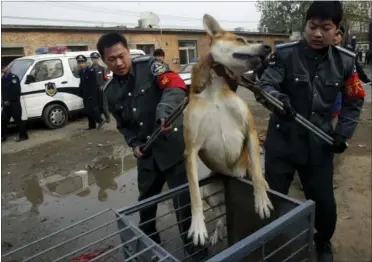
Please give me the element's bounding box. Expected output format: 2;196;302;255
139;122;143;126
335;83;339;86
141;89;145;93
128;92;132;96
295;78;299;82
120;106;123;109
146;136;150;140
315;75;319;79
314;94;317;97
312;112;315;115
174;127;178;132
276;124;280;129
133;108;136;112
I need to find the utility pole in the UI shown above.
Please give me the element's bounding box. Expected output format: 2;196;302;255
369;5;372;49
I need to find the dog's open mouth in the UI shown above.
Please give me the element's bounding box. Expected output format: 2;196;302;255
232;53;253;60
233;53;267;62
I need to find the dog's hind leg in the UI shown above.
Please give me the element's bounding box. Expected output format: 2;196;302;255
234;109;273;219
201;175;225;246
246;109;273;219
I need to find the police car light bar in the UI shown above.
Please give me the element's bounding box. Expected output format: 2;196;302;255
35;46;68;55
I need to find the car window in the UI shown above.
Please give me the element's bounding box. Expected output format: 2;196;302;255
68;58;108;78
7;59;34;80
29;59;64;82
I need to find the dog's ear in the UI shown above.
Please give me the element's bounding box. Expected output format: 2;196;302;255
203;14;223;37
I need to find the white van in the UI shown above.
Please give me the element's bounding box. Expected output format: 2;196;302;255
5;48;145;129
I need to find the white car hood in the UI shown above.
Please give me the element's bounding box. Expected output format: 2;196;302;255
179;73;191;86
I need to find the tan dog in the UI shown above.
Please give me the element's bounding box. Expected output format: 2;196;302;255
183;14;274;246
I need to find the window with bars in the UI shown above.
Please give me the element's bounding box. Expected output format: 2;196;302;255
136;44;155;55
178;40;198;65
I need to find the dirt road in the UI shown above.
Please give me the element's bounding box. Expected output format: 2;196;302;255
1;72;371;261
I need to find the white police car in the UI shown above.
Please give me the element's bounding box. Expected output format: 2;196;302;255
178;63;196;87
5;47;145;129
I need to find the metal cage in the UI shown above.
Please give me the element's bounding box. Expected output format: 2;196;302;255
2;176;315;262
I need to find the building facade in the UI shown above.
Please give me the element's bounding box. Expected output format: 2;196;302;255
1;25;290;71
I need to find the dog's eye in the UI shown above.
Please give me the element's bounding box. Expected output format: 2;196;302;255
236;38;246;44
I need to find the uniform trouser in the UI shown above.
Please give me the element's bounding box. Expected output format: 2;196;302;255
1;101;28;139
265;153;336;243
84;99;103;129
137;155;207;256
87;107;102;129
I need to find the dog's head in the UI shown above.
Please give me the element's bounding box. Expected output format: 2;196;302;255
203;14;271;77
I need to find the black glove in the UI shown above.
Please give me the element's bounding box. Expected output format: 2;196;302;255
274;94;296;121
329;133;348;154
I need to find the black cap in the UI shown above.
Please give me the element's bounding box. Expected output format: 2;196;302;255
76;55;87;62
90;52;100;59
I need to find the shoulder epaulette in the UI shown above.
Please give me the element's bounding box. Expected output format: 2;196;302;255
334;45;356;58
276;40;300;50
132;55;152;64
103;78;113;92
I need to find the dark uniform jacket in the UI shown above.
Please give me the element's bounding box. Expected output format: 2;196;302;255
90;63;106;86
259;40;365;165
2;73;21;103
90;63;107;109
104;56;187;171
79;66;99;106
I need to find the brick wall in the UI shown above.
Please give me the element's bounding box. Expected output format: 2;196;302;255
1;30;289;71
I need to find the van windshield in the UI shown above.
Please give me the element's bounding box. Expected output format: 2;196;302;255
8;59;34;80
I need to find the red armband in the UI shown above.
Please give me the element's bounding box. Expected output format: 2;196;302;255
157;72;187;90
344;68;365;100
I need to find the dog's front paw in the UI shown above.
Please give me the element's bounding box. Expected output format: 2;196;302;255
188;213;208;246
254;189;274;219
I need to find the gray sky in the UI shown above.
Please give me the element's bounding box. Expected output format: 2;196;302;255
1;1;261;31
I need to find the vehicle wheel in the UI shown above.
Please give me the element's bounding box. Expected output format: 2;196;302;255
43;104;68;129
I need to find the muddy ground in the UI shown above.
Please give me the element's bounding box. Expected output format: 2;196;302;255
1;73;371;261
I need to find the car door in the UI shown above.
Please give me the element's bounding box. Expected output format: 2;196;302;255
22;58;65;118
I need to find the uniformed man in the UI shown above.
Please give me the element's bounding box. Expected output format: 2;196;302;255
332;26;371;125
76;55;105;130
335;28;372;86
90;52;111;123
257;2;365;262
1;66;29;142
96;32;207;259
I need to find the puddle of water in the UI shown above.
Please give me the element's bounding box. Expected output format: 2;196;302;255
4;154;138;213
1;149;264;259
